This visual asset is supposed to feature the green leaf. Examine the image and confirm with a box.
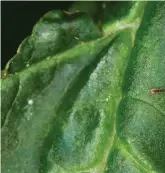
[1,2,165,173]
[4,10,102,74]
[117,2,165,172]
[1,23,116,173]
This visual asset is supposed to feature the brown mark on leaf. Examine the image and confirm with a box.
[151,88,165,95]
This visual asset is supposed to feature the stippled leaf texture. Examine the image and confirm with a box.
[1,2,165,173]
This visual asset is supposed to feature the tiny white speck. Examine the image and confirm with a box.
[105,98,109,102]
[28,99,33,105]
[26,64,29,67]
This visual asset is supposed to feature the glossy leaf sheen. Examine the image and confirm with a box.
[1,2,165,173]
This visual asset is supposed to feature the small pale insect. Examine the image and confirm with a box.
[151,88,165,95]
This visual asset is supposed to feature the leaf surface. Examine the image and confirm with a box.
[1,2,165,173]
